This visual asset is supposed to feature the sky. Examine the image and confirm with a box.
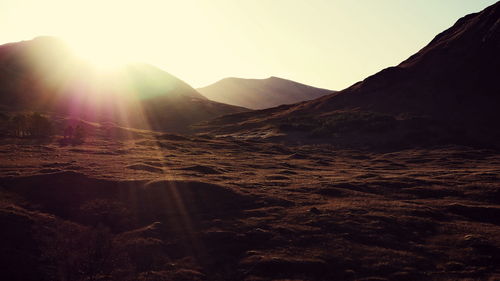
[0,0,497,90]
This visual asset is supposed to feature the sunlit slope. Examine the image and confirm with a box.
[198,2,500,147]
[0,37,76,109]
[198,76,335,110]
[0,37,247,132]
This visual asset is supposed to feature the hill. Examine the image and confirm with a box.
[0,37,248,132]
[197,76,334,109]
[198,2,500,148]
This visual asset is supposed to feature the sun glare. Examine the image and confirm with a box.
[0,0,496,90]
[67,40,128,72]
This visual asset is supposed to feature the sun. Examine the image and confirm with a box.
[66,39,130,72]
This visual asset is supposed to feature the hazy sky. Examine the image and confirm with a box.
[0,0,497,90]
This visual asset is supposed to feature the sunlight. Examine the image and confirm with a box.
[1,0,496,89]
[68,40,127,72]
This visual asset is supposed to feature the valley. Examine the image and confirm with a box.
[1,131,499,280]
[0,1,499,280]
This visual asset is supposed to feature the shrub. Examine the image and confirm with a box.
[37,223,135,281]
[78,199,133,232]
[279,111,396,137]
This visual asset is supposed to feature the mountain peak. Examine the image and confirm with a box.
[198,76,335,109]
[31,35,64,43]
[266,76,281,80]
[400,1,500,69]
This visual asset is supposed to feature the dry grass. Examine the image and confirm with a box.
[0,132,499,280]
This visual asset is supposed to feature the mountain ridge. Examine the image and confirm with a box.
[197,76,335,110]
[197,2,500,148]
[0,37,248,132]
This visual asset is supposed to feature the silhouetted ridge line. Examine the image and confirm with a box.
[198,76,335,109]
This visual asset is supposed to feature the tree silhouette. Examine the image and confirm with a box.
[28,112,53,137]
[73,124,86,144]
[0,112,10,136]
[11,114,28,137]
[8,113,54,138]
[64,126,74,140]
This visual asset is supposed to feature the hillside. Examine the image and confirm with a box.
[198,2,500,148]
[198,76,335,109]
[0,37,248,132]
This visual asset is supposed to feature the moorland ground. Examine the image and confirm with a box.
[1,131,499,281]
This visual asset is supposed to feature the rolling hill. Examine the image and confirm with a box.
[197,76,335,109]
[0,37,248,132]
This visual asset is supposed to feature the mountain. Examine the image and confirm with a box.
[0,37,247,132]
[197,76,335,109]
[198,2,500,148]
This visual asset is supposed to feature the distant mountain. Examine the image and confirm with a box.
[0,37,247,132]
[197,76,335,109]
[198,2,500,148]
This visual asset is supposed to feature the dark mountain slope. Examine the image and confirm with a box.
[198,76,334,109]
[304,1,500,120]
[199,2,500,147]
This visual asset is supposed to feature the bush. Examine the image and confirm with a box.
[37,223,135,281]
[318,111,395,134]
[78,199,133,232]
[61,122,87,145]
[279,111,396,137]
